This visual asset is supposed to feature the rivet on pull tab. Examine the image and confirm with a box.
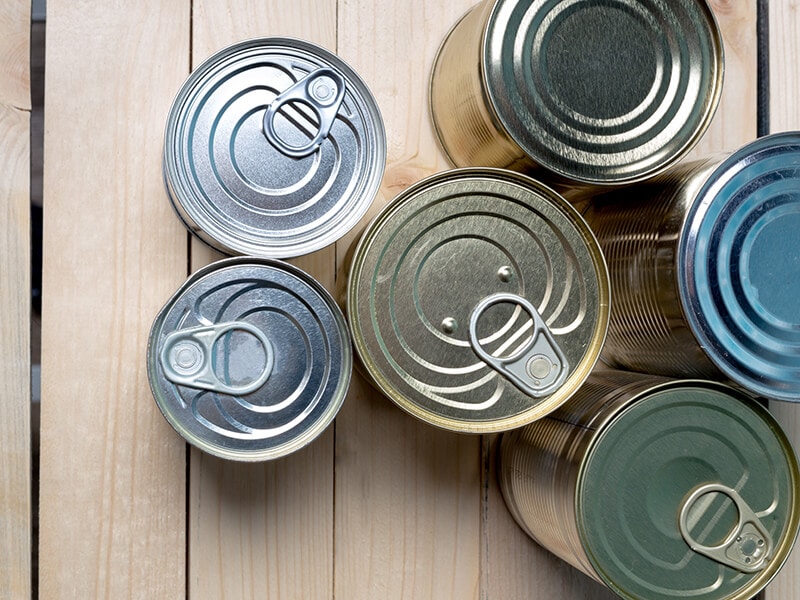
[160,321,274,396]
[262,67,346,158]
[679,483,774,573]
[468,293,569,397]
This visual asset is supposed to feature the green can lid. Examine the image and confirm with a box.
[578,383,799,600]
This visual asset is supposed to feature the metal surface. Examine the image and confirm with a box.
[429,0,723,187]
[499,370,800,600]
[583,132,800,402]
[163,37,385,258]
[147,257,351,461]
[347,168,609,432]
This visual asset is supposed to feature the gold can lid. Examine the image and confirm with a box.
[347,168,610,432]
[483,0,723,185]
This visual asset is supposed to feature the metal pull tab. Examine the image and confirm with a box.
[468,293,569,397]
[160,321,274,396]
[679,483,773,573]
[262,67,346,158]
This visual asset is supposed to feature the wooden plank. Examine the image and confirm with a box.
[38,2,190,597]
[187,3,337,599]
[767,1,800,598]
[0,1,31,598]
[333,1,482,598]
[685,0,759,159]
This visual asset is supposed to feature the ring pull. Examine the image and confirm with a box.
[160,321,274,396]
[262,67,346,158]
[679,483,773,573]
[468,293,569,397]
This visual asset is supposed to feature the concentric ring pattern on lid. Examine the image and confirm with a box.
[347,168,609,432]
[163,37,385,258]
[483,0,722,184]
[147,258,352,461]
[679,132,800,401]
[578,383,800,600]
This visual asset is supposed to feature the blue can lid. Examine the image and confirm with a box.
[679,132,800,401]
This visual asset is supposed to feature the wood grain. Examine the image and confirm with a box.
[687,0,759,159]
[38,2,189,597]
[333,1,481,598]
[0,1,31,598]
[187,3,338,598]
[767,2,800,599]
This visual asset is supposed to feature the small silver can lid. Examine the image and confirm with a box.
[147,257,352,461]
[163,37,386,258]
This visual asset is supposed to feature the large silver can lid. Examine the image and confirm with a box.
[347,168,610,432]
[163,37,386,258]
[147,257,352,461]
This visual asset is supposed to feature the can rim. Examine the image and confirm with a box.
[479,0,724,185]
[677,132,800,401]
[347,167,610,433]
[162,36,386,259]
[147,256,352,461]
[575,380,800,600]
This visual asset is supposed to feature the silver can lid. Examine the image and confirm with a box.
[482,0,722,184]
[147,257,351,461]
[163,38,386,258]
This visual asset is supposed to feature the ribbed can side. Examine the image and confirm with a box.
[582,159,721,376]
[429,3,533,172]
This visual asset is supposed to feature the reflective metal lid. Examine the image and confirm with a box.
[679,132,800,401]
[147,257,351,461]
[347,168,609,432]
[163,37,385,258]
[483,0,723,184]
[578,382,800,600]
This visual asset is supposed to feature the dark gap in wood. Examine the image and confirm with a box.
[757,0,770,138]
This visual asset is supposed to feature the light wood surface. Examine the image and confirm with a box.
[26,0,798,598]
[38,2,189,598]
[0,1,31,599]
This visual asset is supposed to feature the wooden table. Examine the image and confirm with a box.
[2,0,799,597]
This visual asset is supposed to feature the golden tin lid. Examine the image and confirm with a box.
[347,168,610,432]
[482,0,723,185]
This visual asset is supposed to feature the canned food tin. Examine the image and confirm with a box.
[347,168,610,432]
[499,370,800,600]
[163,37,385,258]
[429,0,723,187]
[583,131,800,402]
[147,257,351,461]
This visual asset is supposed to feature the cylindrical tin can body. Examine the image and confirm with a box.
[499,369,800,600]
[430,0,723,188]
[163,37,386,259]
[147,257,351,461]
[583,132,800,402]
[347,168,609,433]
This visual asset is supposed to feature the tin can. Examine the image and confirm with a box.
[582,131,800,402]
[429,0,723,188]
[499,369,800,600]
[347,168,610,432]
[163,37,386,258]
[147,257,351,461]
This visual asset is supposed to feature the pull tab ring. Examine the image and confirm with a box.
[679,483,773,573]
[160,321,274,395]
[468,293,569,398]
[263,67,346,158]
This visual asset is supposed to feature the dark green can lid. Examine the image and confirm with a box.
[578,383,799,600]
